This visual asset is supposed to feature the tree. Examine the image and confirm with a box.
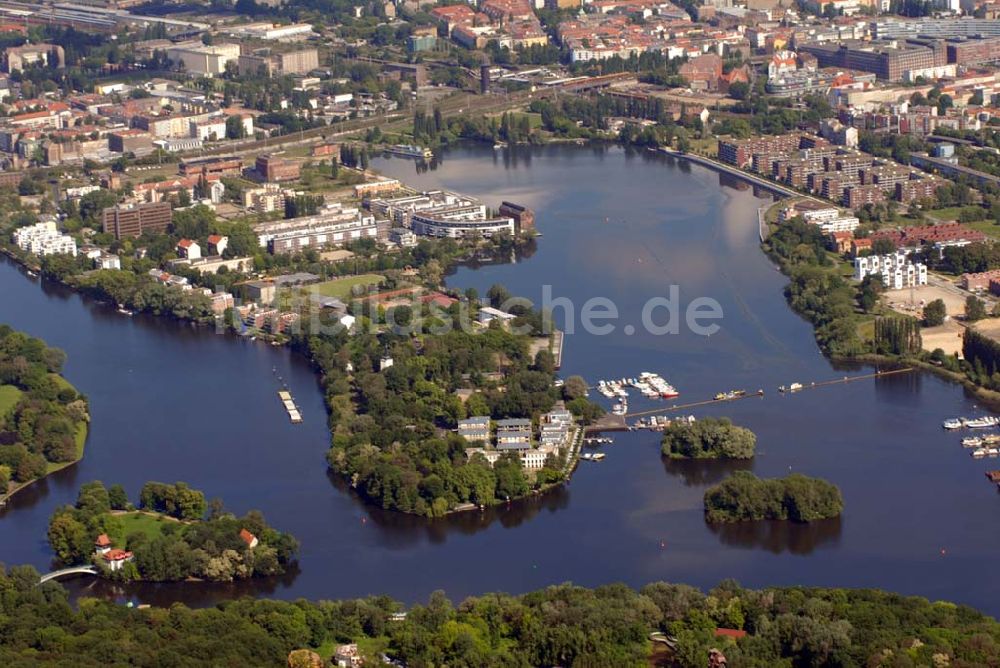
[924,299,947,326]
[872,238,897,255]
[225,115,247,140]
[493,455,529,500]
[661,418,756,459]
[47,512,90,565]
[487,284,512,309]
[727,81,749,100]
[108,484,129,511]
[76,481,111,517]
[966,296,987,322]
[563,375,588,400]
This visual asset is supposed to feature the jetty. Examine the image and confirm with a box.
[552,329,564,370]
[278,390,302,423]
[586,368,914,433]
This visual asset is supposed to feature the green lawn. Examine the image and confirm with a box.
[0,385,22,419]
[967,219,1000,239]
[113,512,177,543]
[925,207,972,221]
[513,111,543,129]
[314,274,385,299]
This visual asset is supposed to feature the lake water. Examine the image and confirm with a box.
[2,143,1000,613]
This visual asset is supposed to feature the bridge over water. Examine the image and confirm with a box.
[38,565,98,585]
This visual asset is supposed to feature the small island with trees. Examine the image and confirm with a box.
[47,481,298,582]
[704,471,844,523]
[0,326,88,502]
[660,417,756,460]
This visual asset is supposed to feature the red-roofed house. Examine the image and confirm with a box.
[240,528,259,548]
[103,549,134,572]
[207,234,228,256]
[851,237,873,257]
[95,534,112,555]
[829,231,854,254]
[715,628,747,639]
[421,292,458,309]
[176,239,201,260]
[430,5,476,35]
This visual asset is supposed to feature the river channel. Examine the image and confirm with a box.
[2,143,999,612]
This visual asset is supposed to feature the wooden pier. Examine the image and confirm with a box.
[586,367,913,433]
[278,390,302,423]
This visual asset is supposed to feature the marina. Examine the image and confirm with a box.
[942,416,1000,430]
[595,372,679,400]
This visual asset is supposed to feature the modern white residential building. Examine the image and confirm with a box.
[369,190,515,239]
[253,203,378,254]
[854,253,928,289]
[816,216,860,234]
[12,222,77,256]
[519,449,548,470]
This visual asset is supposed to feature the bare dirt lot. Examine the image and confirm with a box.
[972,319,1000,346]
[921,320,965,356]
[883,284,970,318]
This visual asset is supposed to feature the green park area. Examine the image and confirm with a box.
[0,385,22,418]
[314,274,385,299]
[113,511,181,542]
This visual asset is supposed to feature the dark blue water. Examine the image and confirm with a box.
[0,143,997,613]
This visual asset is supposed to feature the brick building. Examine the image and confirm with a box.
[499,201,534,231]
[101,201,172,239]
[179,156,243,177]
[255,154,300,182]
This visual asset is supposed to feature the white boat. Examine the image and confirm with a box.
[966,416,999,429]
[973,448,988,458]
[963,437,984,448]
[943,418,966,429]
[387,144,433,160]
[591,452,606,461]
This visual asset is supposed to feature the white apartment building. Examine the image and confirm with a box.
[244,184,293,214]
[190,118,228,142]
[166,43,241,76]
[816,216,860,234]
[779,204,839,225]
[519,449,548,470]
[854,253,928,289]
[12,222,77,256]
[253,203,378,254]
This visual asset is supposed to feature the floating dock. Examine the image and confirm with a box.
[278,390,302,423]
